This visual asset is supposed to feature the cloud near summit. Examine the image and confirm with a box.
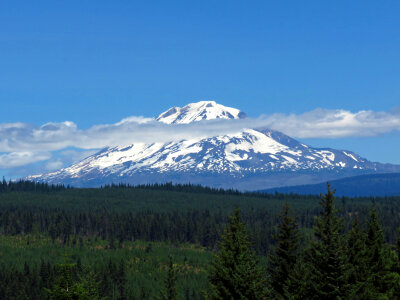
[0,108,400,169]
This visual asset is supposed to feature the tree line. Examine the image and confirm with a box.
[0,179,67,193]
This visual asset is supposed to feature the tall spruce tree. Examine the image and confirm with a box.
[304,184,350,299]
[346,215,369,299]
[397,228,400,259]
[117,260,126,300]
[394,227,400,297]
[361,206,400,298]
[268,202,301,299]
[284,254,314,300]
[207,207,267,299]
[160,255,178,300]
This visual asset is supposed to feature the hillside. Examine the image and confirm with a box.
[260,173,400,197]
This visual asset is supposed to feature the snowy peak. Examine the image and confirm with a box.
[156,101,246,124]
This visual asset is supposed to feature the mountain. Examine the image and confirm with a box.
[156,101,246,124]
[259,173,400,197]
[28,101,400,189]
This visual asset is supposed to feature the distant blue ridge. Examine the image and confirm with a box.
[259,173,400,197]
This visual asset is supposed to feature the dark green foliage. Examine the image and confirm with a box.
[284,256,313,300]
[359,206,400,298]
[0,178,67,193]
[397,227,400,258]
[394,227,400,298]
[303,184,350,299]
[0,182,400,299]
[346,215,369,298]
[268,202,301,299]
[207,207,267,299]
[160,255,178,300]
[46,257,101,300]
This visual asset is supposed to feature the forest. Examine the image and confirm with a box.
[0,180,399,299]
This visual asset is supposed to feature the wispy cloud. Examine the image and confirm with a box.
[0,108,399,170]
[257,108,400,138]
[0,151,51,169]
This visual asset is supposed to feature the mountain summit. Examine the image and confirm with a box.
[156,101,246,124]
[28,101,400,190]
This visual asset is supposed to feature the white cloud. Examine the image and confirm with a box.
[0,108,399,170]
[45,160,64,171]
[59,149,99,164]
[257,108,400,138]
[0,152,51,168]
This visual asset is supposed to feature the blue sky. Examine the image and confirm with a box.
[1,1,400,177]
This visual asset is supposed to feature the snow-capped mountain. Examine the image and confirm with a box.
[28,101,400,190]
[156,101,246,124]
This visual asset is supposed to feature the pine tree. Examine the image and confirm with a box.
[46,258,100,300]
[284,255,314,300]
[397,227,400,260]
[394,227,400,297]
[207,207,267,299]
[268,202,301,299]
[160,255,178,300]
[40,260,50,287]
[361,206,400,298]
[117,260,126,300]
[304,184,350,299]
[346,215,369,299]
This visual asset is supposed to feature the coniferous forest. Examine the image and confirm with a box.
[0,180,400,299]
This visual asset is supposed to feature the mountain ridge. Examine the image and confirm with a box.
[259,173,400,197]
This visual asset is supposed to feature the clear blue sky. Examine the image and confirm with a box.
[0,0,399,176]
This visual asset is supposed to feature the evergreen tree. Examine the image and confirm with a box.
[46,258,100,300]
[361,206,400,298]
[304,184,350,299]
[160,255,178,300]
[207,207,267,299]
[394,227,400,298]
[117,259,126,300]
[284,255,314,300]
[397,227,400,259]
[40,259,50,287]
[346,215,369,299]
[268,202,301,299]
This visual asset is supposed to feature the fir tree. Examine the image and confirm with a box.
[40,259,50,287]
[46,258,100,300]
[160,255,178,300]
[346,215,369,299]
[394,227,400,298]
[268,202,301,299]
[207,207,267,299]
[117,260,126,300]
[361,206,400,298]
[397,227,400,259]
[285,256,314,300]
[304,184,350,299]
